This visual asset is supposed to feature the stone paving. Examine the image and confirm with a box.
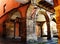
[27,37,58,44]
[0,38,23,44]
[0,37,58,44]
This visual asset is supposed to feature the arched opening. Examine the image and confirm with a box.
[26,4,51,42]
[36,9,51,40]
[2,9,21,39]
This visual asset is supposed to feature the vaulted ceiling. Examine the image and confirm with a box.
[0,0,55,17]
[35,0,54,13]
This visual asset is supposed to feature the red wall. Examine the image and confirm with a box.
[0,0,30,36]
[0,0,20,36]
[0,0,20,17]
[0,14,8,36]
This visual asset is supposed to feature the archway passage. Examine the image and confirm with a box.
[36,10,51,40]
[26,4,51,41]
[3,9,21,38]
[2,3,30,44]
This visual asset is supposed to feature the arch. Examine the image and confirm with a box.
[2,9,21,38]
[26,4,51,40]
[39,10,51,40]
[2,3,30,43]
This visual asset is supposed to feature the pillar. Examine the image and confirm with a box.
[18,3,30,43]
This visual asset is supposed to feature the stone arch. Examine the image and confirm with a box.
[39,10,51,40]
[26,4,51,40]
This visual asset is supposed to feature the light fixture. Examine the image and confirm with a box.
[15,0,30,4]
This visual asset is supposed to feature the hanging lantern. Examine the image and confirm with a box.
[15,0,30,4]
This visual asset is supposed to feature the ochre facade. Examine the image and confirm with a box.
[54,0,60,44]
[0,0,30,39]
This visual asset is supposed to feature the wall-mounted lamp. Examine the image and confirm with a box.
[15,0,30,4]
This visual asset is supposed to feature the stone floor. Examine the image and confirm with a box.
[0,38,23,44]
[0,37,58,44]
[27,37,58,44]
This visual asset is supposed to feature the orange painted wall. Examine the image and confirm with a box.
[0,0,30,36]
[53,0,60,7]
[0,0,20,36]
[0,14,8,36]
[18,4,29,18]
[0,0,20,17]
[54,0,60,44]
